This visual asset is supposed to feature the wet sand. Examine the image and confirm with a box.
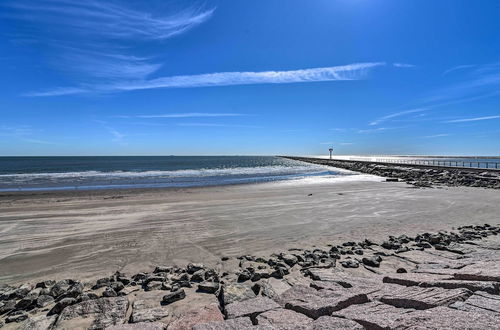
[1,179,499,285]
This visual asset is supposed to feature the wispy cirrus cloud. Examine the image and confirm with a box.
[358,126,406,134]
[5,0,215,92]
[5,0,215,41]
[442,64,476,75]
[393,63,416,68]
[369,108,428,126]
[177,123,262,128]
[446,115,500,123]
[116,113,246,119]
[26,62,386,96]
[421,133,450,139]
[423,62,500,105]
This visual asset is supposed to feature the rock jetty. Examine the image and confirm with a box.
[283,156,500,189]
[0,224,499,329]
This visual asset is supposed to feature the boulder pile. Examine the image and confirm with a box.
[283,156,500,189]
[1,224,498,329]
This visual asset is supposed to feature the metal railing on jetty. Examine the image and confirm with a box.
[344,157,500,170]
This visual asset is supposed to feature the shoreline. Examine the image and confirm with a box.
[2,179,500,285]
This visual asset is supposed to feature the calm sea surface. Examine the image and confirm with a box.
[0,156,350,192]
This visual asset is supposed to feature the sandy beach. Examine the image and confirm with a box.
[1,179,499,285]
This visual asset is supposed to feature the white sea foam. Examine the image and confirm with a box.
[0,164,341,183]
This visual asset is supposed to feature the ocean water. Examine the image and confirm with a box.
[0,156,359,192]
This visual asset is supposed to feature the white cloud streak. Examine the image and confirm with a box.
[421,134,449,139]
[118,113,246,119]
[26,62,386,96]
[442,64,476,75]
[369,108,427,126]
[446,115,500,123]
[177,123,262,128]
[7,0,215,92]
[5,0,215,40]
[393,63,416,68]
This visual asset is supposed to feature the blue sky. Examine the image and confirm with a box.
[1,0,499,156]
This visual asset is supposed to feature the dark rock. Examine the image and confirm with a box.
[191,270,205,282]
[5,310,28,323]
[103,287,118,297]
[340,259,359,268]
[36,280,56,289]
[187,263,204,274]
[362,256,381,267]
[237,269,252,282]
[76,292,99,302]
[281,254,298,266]
[111,282,125,292]
[0,300,16,315]
[162,289,186,304]
[93,277,112,289]
[48,297,77,315]
[154,266,172,273]
[15,296,35,310]
[49,280,73,298]
[397,268,408,273]
[198,282,219,294]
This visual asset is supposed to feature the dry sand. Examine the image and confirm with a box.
[1,179,499,285]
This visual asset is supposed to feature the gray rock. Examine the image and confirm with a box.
[383,274,500,294]
[11,284,33,299]
[312,316,363,329]
[48,297,77,315]
[256,308,313,328]
[0,300,16,315]
[145,280,164,291]
[107,323,166,330]
[5,310,29,323]
[193,317,253,330]
[49,280,72,298]
[450,291,500,316]
[280,285,369,319]
[36,294,55,308]
[162,289,185,304]
[55,296,129,329]
[222,283,256,305]
[225,297,280,321]
[130,300,169,323]
[332,302,415,329]
[111,282,125,292]
[18,314,57,330]
[340,259,359,268]
[394,306,499,329]
[380,286,472,309]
